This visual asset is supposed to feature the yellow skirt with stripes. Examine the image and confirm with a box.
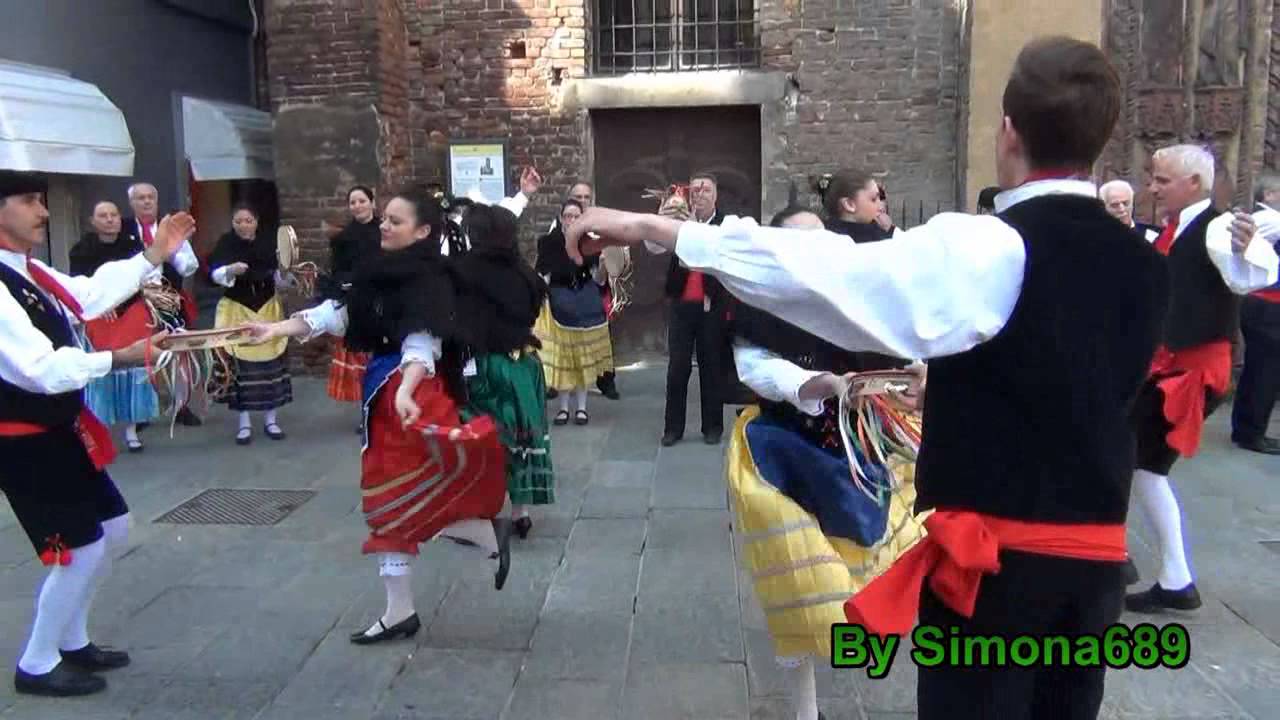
[727,405,927,659]
[215,296,288,362]
[533,299,614,391]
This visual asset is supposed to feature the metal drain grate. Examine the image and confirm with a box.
[1262,541,1280,556]
[155,489,316,526]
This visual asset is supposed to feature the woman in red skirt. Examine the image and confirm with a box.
[248,188,513,644]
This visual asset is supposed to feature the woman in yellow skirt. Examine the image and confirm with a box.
[534,200,614,426]
[728,207,926,720]
[209,205,293,445]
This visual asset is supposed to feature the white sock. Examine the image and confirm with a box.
[439,519,499,554]
[19,538,107,675]
[1132,469,1194,590]
[559,393,570,414]
[124,424,139,444]
[574,387,588,412]
[265,409,279,427]
[367,553,415,635]
[784,656,819,720]
[60,515,129,652]
[512,504,529,520]
[238,411,251,431]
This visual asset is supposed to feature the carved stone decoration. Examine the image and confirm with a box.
[1193,86,1246,134]
[1136,88,1188,137]
[1196,0,1248,87]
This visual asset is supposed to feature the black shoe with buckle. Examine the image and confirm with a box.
[14,664,106,697]
[1125,582,1202,613]
[59,643,130,672]
[349,613,420,645]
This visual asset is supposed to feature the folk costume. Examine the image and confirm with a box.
[534,222,614,420]
[69,232,158,450]
[1228,203,1280,453]
[325,215,380,403]
[1126,198,1279,611]
[454,206,554,531]
[730,301,926,720]
[293,237,511,594]
[0,170,153,697]
[826,216,911,373]
[209,230,293,442]
[668,178,1171,720]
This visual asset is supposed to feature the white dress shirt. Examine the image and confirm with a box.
[295,299,440,373]
[210,264,291,290]
[732,343,827,416]
[130,218,198,284]
[0,249,155,394]
[674,181,1279,360]
[1172,198,1280,295]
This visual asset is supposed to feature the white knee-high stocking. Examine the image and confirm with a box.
[364,553,415,637]
[1132,469,1193,590]
[19,538,108,675]
[59,515,130,652]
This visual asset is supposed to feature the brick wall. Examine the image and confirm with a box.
[1268,0,1280,169]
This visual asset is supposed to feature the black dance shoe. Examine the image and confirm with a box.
[1125,582,1202,613]
[492,517,513,590]
[14,664,106,697]
[349,613,420,645]
[514,516,533,540]
[597,372,620,400]
[60,643,131,672]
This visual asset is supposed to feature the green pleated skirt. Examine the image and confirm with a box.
[466,350,555,505]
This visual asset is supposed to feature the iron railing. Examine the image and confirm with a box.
[593,0,760,75]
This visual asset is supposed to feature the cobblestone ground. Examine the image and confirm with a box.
[1,367,1277,719]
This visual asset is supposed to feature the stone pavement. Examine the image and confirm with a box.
[1,365,1277,720]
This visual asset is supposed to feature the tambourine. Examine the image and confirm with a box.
[156,327,254,352]
[277,225,298,271]
[837,369,924,503]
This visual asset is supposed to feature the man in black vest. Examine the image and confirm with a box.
[660,171,728,445]
[1125,146,1279,613]
[565,37,1265,720]
[0,171,190,697]
[1230,171,1280,454]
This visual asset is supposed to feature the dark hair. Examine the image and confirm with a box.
[391,188,446,248]
[977,186,1001,210]
[348,185,375,204]
[567,181,592,195]
[689,170,718,186]
[1002,36,1121,170]
[770,205,818,227]
[463,203,519,254]
[560,198,585,216]
[231,203,259,220]
[822,168,876,218]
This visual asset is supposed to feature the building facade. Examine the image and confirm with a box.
[266,0,1278,365]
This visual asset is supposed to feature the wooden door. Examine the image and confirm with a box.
[591,105,761,358]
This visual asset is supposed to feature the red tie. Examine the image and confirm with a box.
[140,220,155,247]
[26,259,84,320]
[1153,218,1179,256]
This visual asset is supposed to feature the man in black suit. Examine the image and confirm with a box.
[121,182,203,426]
[1100,179,1162,242]
[660,171,728,445]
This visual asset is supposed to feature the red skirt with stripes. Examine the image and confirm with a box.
[327,340,369,403]
[360,371,507,555]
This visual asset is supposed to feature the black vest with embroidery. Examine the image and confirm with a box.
[1164,205,1241,350]
[914,195,1169,524]
[0,264,84,426]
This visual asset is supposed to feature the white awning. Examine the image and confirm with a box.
[0,61,134,176]
[181,96,274,181]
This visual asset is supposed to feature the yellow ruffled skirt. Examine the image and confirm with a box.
[533,299,614,391]
[727,405,927,659]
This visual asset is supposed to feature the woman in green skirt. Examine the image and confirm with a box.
[452,201,554,538]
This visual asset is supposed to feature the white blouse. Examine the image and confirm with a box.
[295,299,441,374]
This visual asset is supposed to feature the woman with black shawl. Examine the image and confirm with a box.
[533,199,614,425]
[726,206,925,720]
[326,185,382,411]
[453,202,553,539]
[209,205,294,445]
[245,189,512,646]
[70,200,158,452]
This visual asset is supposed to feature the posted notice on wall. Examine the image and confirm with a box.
[449,143,506,204]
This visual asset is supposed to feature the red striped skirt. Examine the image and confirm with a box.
[360,371,507,555]
[327,340,369,403]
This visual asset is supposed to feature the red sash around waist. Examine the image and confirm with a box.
[1147,341,1231,457]
[844,510,1126,636]
[0,409,117,471]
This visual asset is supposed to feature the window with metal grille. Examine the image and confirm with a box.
[594,0,760,75]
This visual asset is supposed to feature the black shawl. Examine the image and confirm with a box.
[209,230,279,311]
[327,216,382,290]
[453,246,547,355]
[826,217,894,244]
[535,224,597,289]
[69,232,145,309]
